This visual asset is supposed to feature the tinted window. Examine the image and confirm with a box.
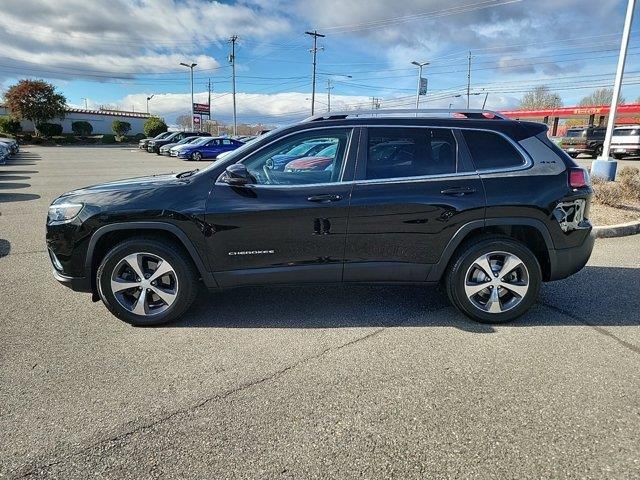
[566,129,586,138]
[462,130,525,170]
[365,128,457,180]
[243,129,351,185]
[614,128,639,136]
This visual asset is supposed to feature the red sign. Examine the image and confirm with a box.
[193,103,210,115]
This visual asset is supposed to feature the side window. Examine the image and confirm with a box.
[222,139,232,145]
[242,129,352,185]
[365,128,457,180]
[462,130,525,170]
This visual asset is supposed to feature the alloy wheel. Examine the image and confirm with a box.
[110,252,179,316]
[192,152,202,161]
[464,251,529,314]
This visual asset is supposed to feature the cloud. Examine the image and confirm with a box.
[0,0,291,79]
[109,90,374,125]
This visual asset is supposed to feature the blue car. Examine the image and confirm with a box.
[265,140,336,170]
[178,137,244,161]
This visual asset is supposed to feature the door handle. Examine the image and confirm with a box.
[440,187,476,196]
[307,194,342,203]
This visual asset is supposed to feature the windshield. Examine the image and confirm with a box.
[156,132,172,139]
[613,128,639,136]
[566,129,586,138]
[189,136,213,146]
[177,136,199,145]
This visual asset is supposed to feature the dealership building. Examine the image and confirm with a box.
[0,105,150,135]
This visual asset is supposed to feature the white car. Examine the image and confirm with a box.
[610,126,640,159]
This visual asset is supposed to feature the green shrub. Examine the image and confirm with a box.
[134,133,146,141]
[22,133,33,142]
[0,116,22,135]
[101,134,116,144]
[31,137,44,145]
[112,120,131,140]
[143,116,167,138]
[37,122,63,137]
[71,121,93,136]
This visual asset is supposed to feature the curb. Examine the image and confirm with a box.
[593,220,640,238]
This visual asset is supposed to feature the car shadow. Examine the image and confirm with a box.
[168,266,640,332]
[0,239,10,258]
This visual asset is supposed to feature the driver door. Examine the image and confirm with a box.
[204,127,359,287]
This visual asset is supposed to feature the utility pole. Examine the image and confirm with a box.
[81,98,88,110]
[593,0,636,180]
[371,97,380,109]
[482,91,489,110]
[326,78,333,112]
[229,35,238,136]
[467,51,472,109]
[180,62,197,130]
[305,30,325,115]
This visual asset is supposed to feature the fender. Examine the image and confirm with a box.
[426,217,554,282]
[85,221,218,288]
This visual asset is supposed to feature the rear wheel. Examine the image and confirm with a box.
[445,237,541,324]
[97,238,199,326]
[594,145,603,158]
[612,153,624,160]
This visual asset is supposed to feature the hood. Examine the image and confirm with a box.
[53,173,186,206]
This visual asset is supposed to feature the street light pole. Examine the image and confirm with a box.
[146,94,154,114]
[180,62,197,130]
[81,98,88,110]
[327,78,332,112]
[593,0,635,181]
[411,61,429,109]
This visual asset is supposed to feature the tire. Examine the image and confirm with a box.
[594,145,603,158]
[97,237,199,326]
[191,151,202,161]
[445,236,542,324]
[612,153,624,160]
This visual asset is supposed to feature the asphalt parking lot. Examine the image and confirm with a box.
[1,146,639,479]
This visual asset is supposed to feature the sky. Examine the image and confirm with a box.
[0,0,639,126]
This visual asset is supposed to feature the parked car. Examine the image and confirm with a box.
[0,137,19,155]
[610,125,640,159]
[0,143,10,164]
[177,137,244,161]
[46,109,594,326]
[147,131,208,154]
[159,136,204,156]
[283,144,338,172]
[139,131,172,150]
[169,136,212,157]
[265,140,337,170]
[559,126,606,158]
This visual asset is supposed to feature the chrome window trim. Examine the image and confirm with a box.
[214,123,533,188]
[215,125,355,188]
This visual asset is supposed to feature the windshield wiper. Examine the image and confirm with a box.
[176,169,199,178]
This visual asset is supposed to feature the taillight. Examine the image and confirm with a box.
[569,168,589,188]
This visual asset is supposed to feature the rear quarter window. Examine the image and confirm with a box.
[462,130,525,170]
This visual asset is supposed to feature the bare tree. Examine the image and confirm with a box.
[579,88,624,106]
[519,85,562,109]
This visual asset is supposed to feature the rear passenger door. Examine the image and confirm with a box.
[343,126,485,282]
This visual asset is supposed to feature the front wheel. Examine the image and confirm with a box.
[445,237,541,324]
[191,151,202,161]
[97,238,199,326]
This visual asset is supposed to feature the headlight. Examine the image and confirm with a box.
[48,203,84,224]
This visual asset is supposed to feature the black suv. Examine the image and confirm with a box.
[559,126,606,158]
[147,131,208,153]
[46,110,594,326]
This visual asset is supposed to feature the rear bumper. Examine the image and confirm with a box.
[52,268,92,293]
[548,232,595,281]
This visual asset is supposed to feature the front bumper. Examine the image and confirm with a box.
[52,268,92,292]
[548,231,595,281]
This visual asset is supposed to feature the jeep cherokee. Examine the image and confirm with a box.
[46,109,594,326]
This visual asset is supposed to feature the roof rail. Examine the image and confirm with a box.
[303,108,509,122]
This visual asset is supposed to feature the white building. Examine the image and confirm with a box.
[0,105,151,135]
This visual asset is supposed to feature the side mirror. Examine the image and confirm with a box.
[222,163,252,186]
